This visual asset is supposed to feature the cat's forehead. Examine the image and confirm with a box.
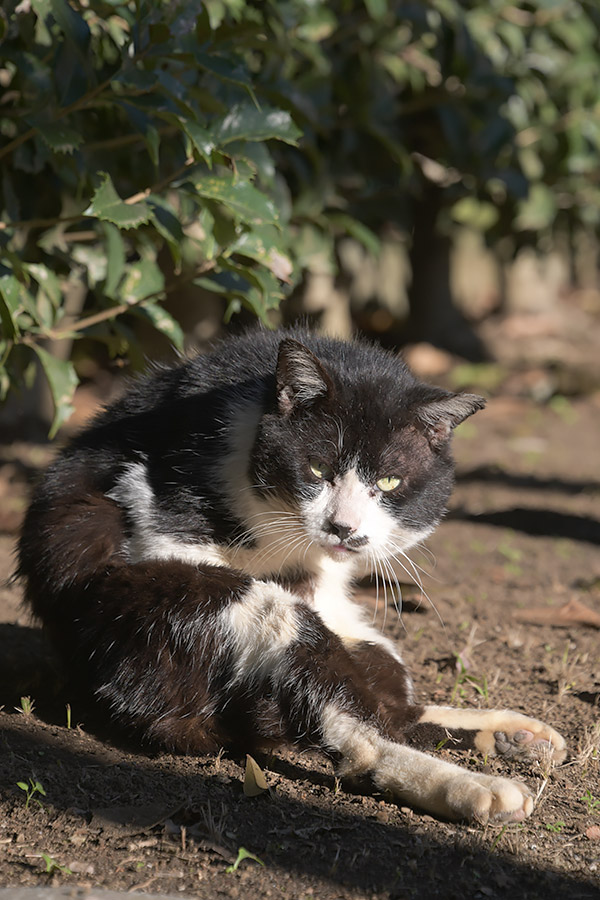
[306,393,430,467]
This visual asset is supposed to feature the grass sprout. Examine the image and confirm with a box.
[17,778,46,810]
[41,854,72,875]
[225,847,264,874]
[16,696,35,716]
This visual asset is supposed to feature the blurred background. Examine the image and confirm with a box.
[1,0,599,438]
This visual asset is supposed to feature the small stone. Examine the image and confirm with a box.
[69,832,87,847]
[586,825,600,841]
[68,860,95,875]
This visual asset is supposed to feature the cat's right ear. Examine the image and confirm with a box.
[276,339,333,416]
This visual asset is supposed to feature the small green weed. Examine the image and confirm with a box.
[450,655,489,705]
[226,847,265,874]
[545,820,565,833]
[549,395,577,424]
[17,778,46,810]
[16,696,35,716]
[41,854,72,875]
[490,824,508,851]
[581,789,600,814]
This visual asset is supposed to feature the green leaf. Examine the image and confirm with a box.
[37,123,83,154]
[0,275,24,338]
[229,227,293,281]
[184,121,216,163]
[225,847,265,874]
[147,195,184,266]
[516,183,557,231]
[212,103,301,146]
[50,0,91,56]
[135,301,184,351]
[195,52,254,90]
[30,343,78,438]
[364,0,388,22]
[145,125,160,167]
[26,264,62,307]
[192,175,279,225]
[328,214,381,256]
[451,197,499,231]
[218,260,284,323]
[103,223,126,298]
[120,259,165,305]
[71,243,107,288]
[224,141,275,184]
[84,173,152,230]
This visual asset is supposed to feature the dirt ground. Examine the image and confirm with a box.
[1,311,599,900]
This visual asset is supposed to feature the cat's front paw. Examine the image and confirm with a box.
[445,772,534,824]
[482,713,567,764]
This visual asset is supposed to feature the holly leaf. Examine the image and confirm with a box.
[212,103,301,146]
[192,175,279,225]
[0,274,24,338]
[37,123,83,154]
[134,301,184,351]
[120,258,164,305]
[184,121,215,163]
[103,223,126,298]
[85,173,152,230]
[31,343,79,437]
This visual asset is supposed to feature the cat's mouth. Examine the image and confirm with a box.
[323,540,364,559]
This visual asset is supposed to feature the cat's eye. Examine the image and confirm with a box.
[376,475,401,492]
[309,459,333,480]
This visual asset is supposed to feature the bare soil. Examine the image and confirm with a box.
[1,364,599,899]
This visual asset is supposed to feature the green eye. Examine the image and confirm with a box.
[376,475,401,492]
[310,459,333,480]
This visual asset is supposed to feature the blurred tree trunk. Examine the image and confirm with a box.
[408,183,488,361]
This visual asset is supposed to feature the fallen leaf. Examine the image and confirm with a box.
[243,754,268,797]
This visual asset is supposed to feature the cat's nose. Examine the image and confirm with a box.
[326,520,354,541]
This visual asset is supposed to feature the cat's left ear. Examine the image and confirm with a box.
[417,392,486,447]
[276,338,334,416]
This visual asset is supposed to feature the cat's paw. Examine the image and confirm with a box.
[446,772,534,824]
[478,713,567,764]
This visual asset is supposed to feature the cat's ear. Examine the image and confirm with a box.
[417,392,486,447]
[276,339,333,416]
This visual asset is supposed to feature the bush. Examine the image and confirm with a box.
[2,0,599,432]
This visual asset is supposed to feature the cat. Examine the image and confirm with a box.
[18,327,566,823]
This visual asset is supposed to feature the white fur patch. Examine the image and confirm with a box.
[223,580,300,684]
[108,463,229,567]
[313,556,404,661]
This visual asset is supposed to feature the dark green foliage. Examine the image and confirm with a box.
[1,0,599,432]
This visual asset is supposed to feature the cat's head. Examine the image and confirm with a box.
[250,337,485,565]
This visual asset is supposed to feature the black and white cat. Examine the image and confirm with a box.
[18,328,566,823]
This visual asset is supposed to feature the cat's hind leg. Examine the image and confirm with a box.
[408,706,567,763]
